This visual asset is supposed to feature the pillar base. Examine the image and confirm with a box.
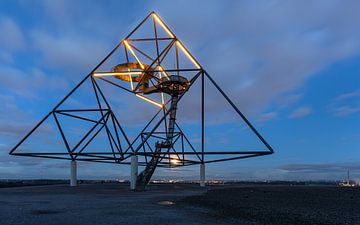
[130,155,138,190]
[200,163,205,187]
[70,160,77,187]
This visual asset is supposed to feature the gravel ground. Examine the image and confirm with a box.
[0,183,206,225]
[179,185,360,225]
[0,184,359,225]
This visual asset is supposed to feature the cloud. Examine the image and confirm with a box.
[334,106,360,116]
[40,0,72,25]
[23,0,137,76]
[289,106,312,119]
[0,16,25,50]
[275,94,303,108]
[0,95,46,138]
[30,31,110,74]
[333,90,360,101]
[258,112,277,122]
[330,90,360,116]
[0,65,69,99]
[2,1,360,179]
[150,1,360,117]
[2,0,356,119]
[21,1,360,119]
[279,162,360,173]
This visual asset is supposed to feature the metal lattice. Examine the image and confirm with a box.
[10,12,274,170]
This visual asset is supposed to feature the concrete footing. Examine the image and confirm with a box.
[70,160,77,187]
[200,163,205,187]
[130,155,138,190]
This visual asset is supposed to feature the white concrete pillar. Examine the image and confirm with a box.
[130,155,138,190]
[70,160,77,187]
[200,163,205,187]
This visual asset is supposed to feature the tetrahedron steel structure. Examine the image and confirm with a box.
[10,12,274,190]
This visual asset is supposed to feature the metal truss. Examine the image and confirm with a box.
[10,12,274,168]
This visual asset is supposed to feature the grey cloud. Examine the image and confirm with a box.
[23,0,360,124]
[0,123,38,137]
[329,90,360,116]
[289,106,312,119]
[333,90,360,102]
[0,122,52,138]
[279,162,360,174]
[258,112,277,122]
[0,16,25,50]
[3,1,360,180]
[275,94,303,108]
[41,0,72,26]
[30,31,111,75]
[334,105,360,116]
[6,0,359,121]
[0,65,69,99]
[0,94,52,139]
[24,0,140,76]
[150,0,360,118]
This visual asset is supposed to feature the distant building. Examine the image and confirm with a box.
[338,169,359,187]
[339,180,357,187]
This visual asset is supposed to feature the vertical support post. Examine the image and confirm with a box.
[70,160,77,187]
[201,71,205,163]
[200,163,205,187]
[130,155,138,190]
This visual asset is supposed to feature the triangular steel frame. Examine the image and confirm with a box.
[10,12,274,167]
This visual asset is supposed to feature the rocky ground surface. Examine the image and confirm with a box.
[0,183,359,225]
[179,185,360,225]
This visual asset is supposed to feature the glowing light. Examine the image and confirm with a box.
[128,69,134,90]
[170,158,181,165]
[152,13,174,38]
[176,41,201,69]
[136,94,163,108]
[158,72,165,105]
[161,93,165,105]
[124,40,145,69]
[93,71,143,77]
[158,66,170,80]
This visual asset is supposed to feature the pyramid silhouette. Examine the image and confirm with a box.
[10,12,273,166]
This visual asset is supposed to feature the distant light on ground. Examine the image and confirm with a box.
[157,200,175,206]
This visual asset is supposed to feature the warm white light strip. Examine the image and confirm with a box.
[152,13,175,38]
[176,41,201,69]
[136,94,163,108]
[124,40,145,69]
[159,72,165,105]
[158,66,170,80]
[93,72,143,77]
[128,69,134,90]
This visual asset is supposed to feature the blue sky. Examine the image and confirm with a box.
[0,0,359,181]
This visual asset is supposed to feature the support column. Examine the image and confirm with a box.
[130,155,138,190]
[200,163,205,187]
[70,160,77,187]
